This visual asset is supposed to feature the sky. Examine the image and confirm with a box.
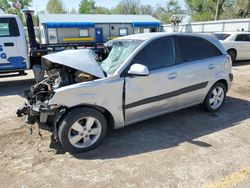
[31,0,186,13]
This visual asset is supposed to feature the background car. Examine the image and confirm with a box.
[214,32,250,62]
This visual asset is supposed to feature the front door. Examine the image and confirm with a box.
[95,27,103,43]
[0,17,26,72]
[124,37,179,124]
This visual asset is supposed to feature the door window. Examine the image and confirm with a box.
[0,18,20,37]
[132,37,175,70]
[175,36,222,64]
[235,34,250,41]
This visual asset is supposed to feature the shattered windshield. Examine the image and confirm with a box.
[101,40,143,75]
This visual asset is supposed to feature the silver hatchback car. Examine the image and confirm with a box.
[17,32,233,153]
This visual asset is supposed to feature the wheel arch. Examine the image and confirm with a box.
[227,48,237,59]
[214,79,228,92]
[56,104,115,132]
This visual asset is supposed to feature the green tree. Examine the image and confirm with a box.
[236,0,250,18]
[153,0,184,24]
[111,0,141,14]
[185,0,227,21]
[93,6,110,14]
[78,0,95,14]
[70,8,78,14]
[0,0,32,24]
[139,4,154,15]
[0,0,32,15]
[46,0,66,14]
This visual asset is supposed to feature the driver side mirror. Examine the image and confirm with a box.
[128,64,149,76]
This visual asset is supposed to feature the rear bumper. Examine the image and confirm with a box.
[229,73,233,82]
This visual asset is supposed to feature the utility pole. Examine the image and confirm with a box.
[215,0,220,21]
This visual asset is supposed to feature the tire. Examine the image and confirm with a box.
[203,82,226,112]
[58,107,107,153]
[227,49,236,62]
[19,70,27,75]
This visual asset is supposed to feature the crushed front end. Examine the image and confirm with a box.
[17,49,104,133]
[17,75,58,125]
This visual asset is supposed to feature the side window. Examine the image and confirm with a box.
[132,37,175,71]
[48,28,57,43]
[0,18,20,37]
[236,34,250,41]
[203,39,222,57]
[79,29,89,37]
[119,28,128,36]
[175,36,222,64]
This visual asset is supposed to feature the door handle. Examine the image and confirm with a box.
[4,42,14,47]
[208,64,215,70]
[167,73,177,80]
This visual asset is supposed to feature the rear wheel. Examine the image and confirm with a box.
[227,49,236,62]
[58,107,107,153]
[203,82,226,112]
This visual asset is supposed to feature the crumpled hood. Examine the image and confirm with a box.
[43,49,105,78]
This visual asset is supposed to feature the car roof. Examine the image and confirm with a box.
[214,31,250,35]
[115,32,217,41]
[113,32,227,55]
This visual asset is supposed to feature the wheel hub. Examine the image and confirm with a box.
[68,116,102,148]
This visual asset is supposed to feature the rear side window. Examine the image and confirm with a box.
[214,33,230,40]
[132,37,175,70]
[175,36,222,64]
[0,18,20,37]
[235,34,250,41]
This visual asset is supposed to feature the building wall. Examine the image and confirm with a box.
[42,23,160,44]
[56,28,95,43]
[163,19,250,33]
[110,23,133,37]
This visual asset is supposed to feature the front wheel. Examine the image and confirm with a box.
[58,107,107,153]
[203,82,226,112]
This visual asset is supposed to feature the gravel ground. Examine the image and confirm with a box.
[0,62,249,188]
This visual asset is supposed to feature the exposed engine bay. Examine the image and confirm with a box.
[17,49,102,125]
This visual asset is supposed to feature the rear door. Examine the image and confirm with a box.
[0,17,26,72]
[124,37,179,124]
[174,36,224,108]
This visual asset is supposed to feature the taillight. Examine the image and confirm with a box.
[226,54,232,65]
[225,54,232,71]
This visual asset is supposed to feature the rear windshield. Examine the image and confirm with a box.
[214,33,230,40]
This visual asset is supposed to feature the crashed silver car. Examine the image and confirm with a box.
[17,33,233,153]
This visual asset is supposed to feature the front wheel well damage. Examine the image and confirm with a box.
[55,104,115,137]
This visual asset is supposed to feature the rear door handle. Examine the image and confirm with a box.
[167,73,177,80]
[4,42,14,47]
[208,64,215,70]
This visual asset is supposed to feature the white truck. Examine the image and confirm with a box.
[0,10,105,80]
[0,13,29,75]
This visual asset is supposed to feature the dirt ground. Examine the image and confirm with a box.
[0,62,250,188]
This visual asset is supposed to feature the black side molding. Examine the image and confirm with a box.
[125,81,208,109]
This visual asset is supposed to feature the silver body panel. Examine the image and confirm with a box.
[47,32,232,129]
